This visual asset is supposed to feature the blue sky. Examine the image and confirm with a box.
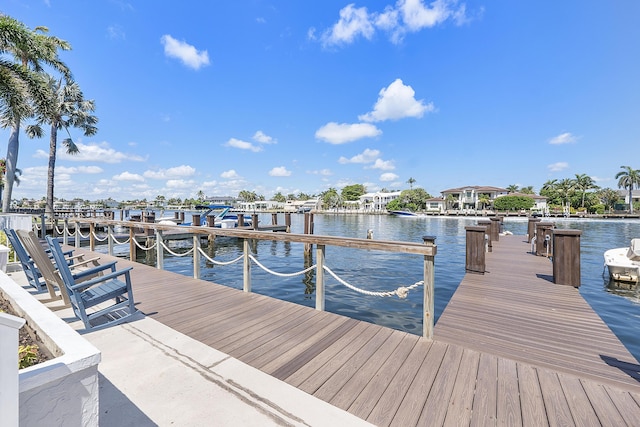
[2,1,639,202]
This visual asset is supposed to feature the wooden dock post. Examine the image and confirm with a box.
[304,213,314,255]
[192,214,201,226]
[552,229,582,287]
[489,217,501,242]
[478,220,492,252]
[206,215,215,227]
[465,226,486,274]
[285,213,291,232]
[422,236,436,340]
[129,227,136,262]
[252,214,259,230]
[237,214,244,228]
[527,217,541,243]
[535,222,554,257]
[271,213,278,226]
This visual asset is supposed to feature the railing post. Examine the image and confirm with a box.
[193,234,201,279]
[0,312,26,427]
[422,236,436,340]
[316,245,325,311]
[129,227,136,262]
[243,239,251,292]
[156,229,164,270]
[40,213,45,239]
[489,217,501,242]
[89,223,95,252]
[75,221,80,248]
[107,225,114,256]
[63,218,69,246]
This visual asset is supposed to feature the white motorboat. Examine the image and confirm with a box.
[604,239,640,283]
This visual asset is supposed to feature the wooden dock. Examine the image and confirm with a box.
[68,234,640,426]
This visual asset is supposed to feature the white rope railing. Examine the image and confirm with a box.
[76,229,90,239]
[159,240,194,257]
[132,237,156,251]
[111,234,130,245]
[91,230,109,242]
[323,265,423,299]
[248,253,317,278]
[197,247,243,266]
[53,224,65,235]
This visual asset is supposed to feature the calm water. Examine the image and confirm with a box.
[105,213,640,361]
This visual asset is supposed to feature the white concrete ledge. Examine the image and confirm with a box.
[0,272,101,426]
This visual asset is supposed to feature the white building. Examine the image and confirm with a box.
[359,191,402,212]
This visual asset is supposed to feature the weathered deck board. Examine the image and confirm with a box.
[63,234,640,426]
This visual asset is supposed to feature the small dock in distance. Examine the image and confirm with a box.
[68,234,640,425]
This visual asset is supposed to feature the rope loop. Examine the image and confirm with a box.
[248,254,316,277]
[197,247,243,266]
[159,240,194,257]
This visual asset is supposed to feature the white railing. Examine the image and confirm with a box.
[55,217,438,339]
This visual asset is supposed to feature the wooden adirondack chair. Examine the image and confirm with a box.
[17,230,109,311]
[4,228,46,291]
[45,235,139,330]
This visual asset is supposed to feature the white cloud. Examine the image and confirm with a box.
[367,158,395,170]
[221,170,239,179]
[161,34,210,70]
[225,138,263,152]
[57,142,146,163]
[57,166,104,174]
[548,162,569,172]
[400,0,460,31]
[338,148,381,164]
[113,171,145,182]
[359,78,434,122]
[549,132,578,145]
[315,122,382,144]
[107,25,125,40]
[318,0,469,47]
[320,4,375,47]
[143,165,196,179]
[380,172,399,181]
[166,179,196,189]
[252,131,276,144]
[269,166,292,177]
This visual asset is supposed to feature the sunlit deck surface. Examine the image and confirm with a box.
[70,234,640,426]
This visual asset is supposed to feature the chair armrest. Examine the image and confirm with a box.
[70,266,133,290]
[71,261,118,280]
[69,257,101,269]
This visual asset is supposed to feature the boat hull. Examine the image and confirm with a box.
[604,248,640,283]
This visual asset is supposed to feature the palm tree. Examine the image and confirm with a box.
[506,184,519,193]
[520,186,535,194]
[407,177,416,190]
[196,190,205,201]
[26,77,97,217]
[1,17,71,212]
[574,173,599,208]
[598,188,621,213]
[615,166,640,213]
[556,178,576,213]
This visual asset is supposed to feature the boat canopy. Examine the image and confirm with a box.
[627,238,640,261]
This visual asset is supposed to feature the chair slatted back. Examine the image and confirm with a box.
[16,230,71,306]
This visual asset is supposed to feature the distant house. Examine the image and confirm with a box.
[425,197,446,212]
[617,189,640,209]
[204,196,236,206]
[440,186,509,210]
[359,191,402,212]
[508,192,548,212]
